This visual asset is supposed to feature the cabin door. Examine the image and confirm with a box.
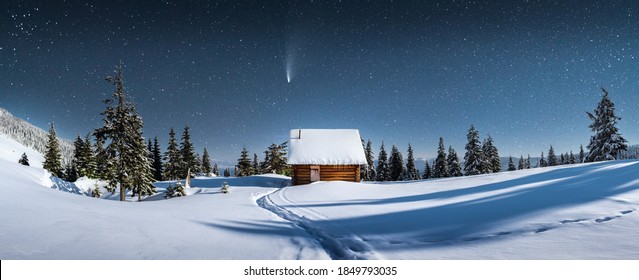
[310,165,320,182]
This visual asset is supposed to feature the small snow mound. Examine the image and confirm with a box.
[49,176,85,195]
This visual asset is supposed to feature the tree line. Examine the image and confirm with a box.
[38,64,292,201]
[359,87,629,181]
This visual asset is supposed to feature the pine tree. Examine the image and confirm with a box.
[201,148,212,175]
[94,135,110,180]
[422,161,432,179]
[72,134,96,178]
[585,87,628,162]
[152,137,163,181]
[507,156,516,171]
[525,154,532,169]
[366,140,376,180]
[447,146,463,177]
[432,137,449,178]
[389,145,405,181]
[212,163,219,176]
[539,151,548,167]
[94,63,155,201]
[43,123,64,178]
[405,143,420,180]
[163,128,181,180]
[464,125,484,176]
[64,161,78,182]
[236,147,252,177]
[559,153,565,165]
[126,109,156,201]
[165,182,186,199]
[180,125,200,177]
[260,142,288,175]
[375,141,390,181]
[518,155,525,170]
[362,139,376,181]
[19,153,29,166]
[81,133,96,178]
[223,167,230,177]
[579,144,585,163]
[569,151,576,164]
[482,135,500,173]
[251,153,260,175]
[548,145,558,166]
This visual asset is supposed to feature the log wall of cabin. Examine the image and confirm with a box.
[291,165,361,185]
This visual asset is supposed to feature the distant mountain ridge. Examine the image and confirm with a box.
[0,108,74,163]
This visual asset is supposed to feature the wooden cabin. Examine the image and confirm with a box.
[287,129,367,186]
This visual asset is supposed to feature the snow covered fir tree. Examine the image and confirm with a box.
[18,153,29,166]
[43,123,64,178]
[94,63,156,201]
[585,87,628,162]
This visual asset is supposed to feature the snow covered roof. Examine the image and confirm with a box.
[287,129,367,165]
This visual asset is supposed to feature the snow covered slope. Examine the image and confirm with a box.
[1,149,638,259]
[0,133,45,168]
[0,160,328,259]
[0,108,74,163]
[270,161,639,259]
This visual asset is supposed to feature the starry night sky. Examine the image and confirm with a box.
[1,1,638,163]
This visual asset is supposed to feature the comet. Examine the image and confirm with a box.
[285,43,295,83]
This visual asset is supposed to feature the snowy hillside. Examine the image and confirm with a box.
[271,161,639,259]
[0,108,74,163]
[1,136,638,259]
[0,133,45,168]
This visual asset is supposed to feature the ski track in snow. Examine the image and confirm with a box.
[256,188,379,260]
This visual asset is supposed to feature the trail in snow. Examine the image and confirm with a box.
[256,189,376,260]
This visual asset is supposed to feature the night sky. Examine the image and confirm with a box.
[1,1,638,163]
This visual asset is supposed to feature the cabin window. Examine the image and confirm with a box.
[310,165,320,182]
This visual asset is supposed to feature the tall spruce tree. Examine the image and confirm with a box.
[43,123,64,178]
[251,153,260,175]
[547,145,558,166]
[94,63,155,201]
[464,125,484,176]
[375,142,390,181]
[64,161,78,182]
[585,87,628,162]
[236,147,252,177]
[507,156,517,171]
[482,135,500,173]
[261,142,288,175]
[579,144,585,163]
[518,155,525,170]
[19,153,29,166]
[163,128,181,180]
[422,161,432,179]
[363,139,376,181]
[212,162,219,176]
[539,151,548,167]
[72,133,96,178]
[125,111,156,201]
[180,125,200,176]
[152,137,163,181]
[447,146,463,177]
[525,154,532,169]
[569,151,576,164]
[81,133,96,178]
[406,143,420,180]
[201,148,212,175]
[389,145,405,181]
[432,137,449,178]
